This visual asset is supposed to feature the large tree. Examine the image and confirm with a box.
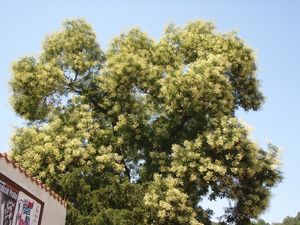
[252,212,300,225]
[273,212,300,225]
[9,19,282,225]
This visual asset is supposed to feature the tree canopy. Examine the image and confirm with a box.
[249,212,300,225]
[273,212,300,225]
[9,19,282,225]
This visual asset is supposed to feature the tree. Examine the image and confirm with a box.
[273,212,300,225]
[251,212,300,225]
[255,219,270,225]
[9,19,282,225]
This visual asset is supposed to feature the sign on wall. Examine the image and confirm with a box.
[0,177,43,225]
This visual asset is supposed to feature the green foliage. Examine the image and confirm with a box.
[9,19,282,225]
[272,212,300,225]
[252,212,300,225]
[254,219,271,225]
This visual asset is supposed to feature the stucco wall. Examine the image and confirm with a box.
[0,157,66,225]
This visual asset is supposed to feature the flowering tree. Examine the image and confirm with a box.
[9,19,282,225]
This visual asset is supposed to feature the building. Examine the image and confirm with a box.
[0,153,66,225]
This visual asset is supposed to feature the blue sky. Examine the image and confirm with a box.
[0,0,299,223]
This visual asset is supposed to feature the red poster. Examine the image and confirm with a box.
[12,192,41,225]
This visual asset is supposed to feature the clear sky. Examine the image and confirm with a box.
[0,0,299,223]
